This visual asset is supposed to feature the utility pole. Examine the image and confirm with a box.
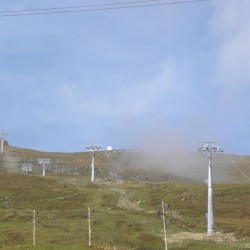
[86,144,101,183]
[162,200,168,250]
[198,142,223,234]
[0,131,7,153]
[84,207,96,247]
[88,207,92,247]
[33,210,36,246]
[159,200,171,250]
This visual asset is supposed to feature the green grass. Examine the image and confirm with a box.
[0,169,249,249]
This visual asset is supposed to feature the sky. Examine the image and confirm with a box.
[0,0,249,154]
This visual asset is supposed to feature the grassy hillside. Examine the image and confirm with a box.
[0,170,249,249]
[0,146,249,249]
[1,145,250,183]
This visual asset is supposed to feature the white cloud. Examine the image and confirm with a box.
[59,64,174,118]
[1,0,249,153]
[212,0,250,87]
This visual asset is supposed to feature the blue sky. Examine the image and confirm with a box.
[0,0,249,154]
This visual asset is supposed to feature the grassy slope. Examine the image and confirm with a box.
[4,145,250,183]
[0,170,249,250]
[0,146,249,249]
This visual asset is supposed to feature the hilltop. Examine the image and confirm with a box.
[0,145,249,249]
[0,145,250,183]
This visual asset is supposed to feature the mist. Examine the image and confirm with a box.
[119,125,241,183]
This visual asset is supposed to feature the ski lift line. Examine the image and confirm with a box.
[104,152,141,181]
[0,0,208,18]
[92,154,115,183]
[0,0,201,14]
[95,163,111,183]
[104,152,145,182]
[98,167,110,181]
[223,153,250,182]
[104,152,178,184]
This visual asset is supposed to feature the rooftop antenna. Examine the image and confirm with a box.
[37,159,51,176]
[0,131,7,153]
[198,141,223,234]
[86,143,101,183]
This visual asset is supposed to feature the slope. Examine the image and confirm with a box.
[0,169,249,249]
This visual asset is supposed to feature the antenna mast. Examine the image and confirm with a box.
[198,141,223,233]
[86,143,101,183]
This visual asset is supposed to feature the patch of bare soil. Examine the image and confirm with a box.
[116,190,143,212]
[169,231,237,243]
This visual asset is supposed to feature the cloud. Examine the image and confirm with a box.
[59,64,174,118]
[212,0,250,87]
[204,0,250,154]
[0,0,249,154]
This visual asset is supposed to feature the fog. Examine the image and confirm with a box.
[118,127,242,183]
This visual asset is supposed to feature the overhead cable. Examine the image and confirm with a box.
[0,0,203,14]
[0,0,208,18]
[223,153,250,182]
